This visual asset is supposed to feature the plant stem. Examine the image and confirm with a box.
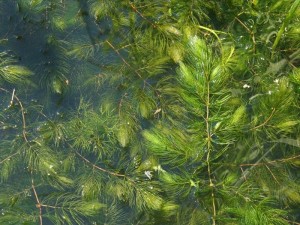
[75,151,126,178]
[205,79,216,225]
[0,88,28,142]
[32,177,43,225]
[251,108,276,130]
[105,40,142,78]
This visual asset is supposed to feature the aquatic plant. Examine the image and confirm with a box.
[0,0,299,224]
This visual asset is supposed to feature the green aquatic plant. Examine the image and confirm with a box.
[0,52,33,84]
[0,0,299,224]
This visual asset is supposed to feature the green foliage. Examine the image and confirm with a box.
[0,0,300,224]
[43,193,106,225]
[0,52,33,84]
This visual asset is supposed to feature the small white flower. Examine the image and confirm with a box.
[49,165,54,169]
[243,84,251,89]
[274,79,279,84]
[268,90,272,95]
[144,171,153,180]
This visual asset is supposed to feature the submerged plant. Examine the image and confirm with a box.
[0,0,299,224]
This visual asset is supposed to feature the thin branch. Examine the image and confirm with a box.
[233,189,251,202]
[14,94,28,142]
[236,144,278,186]
[213,154,300,169]
[105,40,162,106]
[234,17,256,53]
[240,166,247,182]
[105,40,142,78]
[9,88,15,107]
[265,164,280,184]
[39,203,64,210]
[0,88,28,142]
[0,152,19,164]
[38,202,84,211]
[32,177,43,225]
[251,108,276,130]
[128,2,157,28]
[75,151,126,178]
[205,79,216,225]
[240,154,300,167]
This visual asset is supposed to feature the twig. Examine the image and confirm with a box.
[9,88,15,107]
[0,152,19,164]
[240,166,247,182]
[251,108,276,130]
[205,81,216,225]
[265,164,280,184]
[235,17,256,53]
[32,177,43,225]
[128,2,157,28]
[105,40,142,78]
[39,203,64,210]
[75,151,126,178]
[14,94,28,142]
[240,154,300,167]
[105,40,162,105]
[213,154,300,168]
[236,144,278,186]
[0,88,28,142]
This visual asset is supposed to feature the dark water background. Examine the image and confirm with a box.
[0,0,101,113]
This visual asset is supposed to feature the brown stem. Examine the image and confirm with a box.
[105,40,142,78]
[265,164,280,184]
[75,151,126,178]
[128,2,157,28]
[0,88,28,142]
[240,154,300,167]
[235,17,256,53]
[251,108,276,130]
[0,152,19,164]
[31,178,43,225]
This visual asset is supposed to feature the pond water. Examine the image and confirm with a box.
[0,1,300,225]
